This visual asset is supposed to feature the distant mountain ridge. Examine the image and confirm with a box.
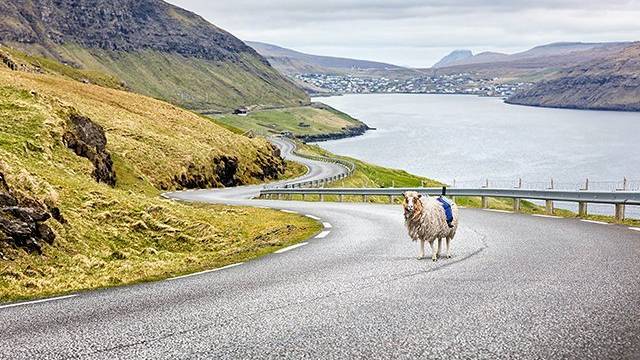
[432,49,473,68]
[429,42,632,77]
[0,0,308,112]
[247,41,405,75]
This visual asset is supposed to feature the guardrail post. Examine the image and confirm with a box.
[278,193,283,200]
[302,193,307,201]
[363,195,369,203]
[320,194,324,202]
[578,202,588,217]
[389,195,395,204]
[513,198,521,213]
[481,196,489,209]
[545,200,554,215]
[339,194,344,202]
[615,204,625,221]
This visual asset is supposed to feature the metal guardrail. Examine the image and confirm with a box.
[266,137,638,220]
[260,187,640,220]
[268,138,355,190]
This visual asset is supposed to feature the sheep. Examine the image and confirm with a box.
[403,191,459,261]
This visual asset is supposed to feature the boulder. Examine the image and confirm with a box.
[0,172,57,254]
[63,113,117,186]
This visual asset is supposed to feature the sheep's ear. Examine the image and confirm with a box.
[417,194,422,198]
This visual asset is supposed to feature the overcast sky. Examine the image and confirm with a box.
[167,0,640,67]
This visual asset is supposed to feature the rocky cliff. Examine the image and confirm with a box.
[507,43,640,111]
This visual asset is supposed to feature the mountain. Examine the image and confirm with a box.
[246,41,406,75]
[432,50,473,68]
[506,42,640,111]
[0,0,308,112]
[428,42,632,79]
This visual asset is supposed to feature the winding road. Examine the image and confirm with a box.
[1,138,640,359]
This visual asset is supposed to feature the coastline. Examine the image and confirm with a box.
[296,122,373,143]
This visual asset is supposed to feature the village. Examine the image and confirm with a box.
[296,72,532,97]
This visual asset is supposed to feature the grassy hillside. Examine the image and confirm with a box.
[0,0,309,113]
[216,103,370,141]
[246,41,405,76]
[0,46,126,91]
[0,64,319,302]
[51,44,309,113]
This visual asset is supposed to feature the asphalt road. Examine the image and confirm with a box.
[1,139,640,359]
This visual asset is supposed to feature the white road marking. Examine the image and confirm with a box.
[0,294,78,310]
[484,209,512,213]
[581,220,609,225]
[629,227,640,232]
[323,222,333,229]
[169,262,244,281]
[532,214,562,219]
[274,242,308,254]
[315,231,331,239]
[306,214,321,220]
[281,210,298,214]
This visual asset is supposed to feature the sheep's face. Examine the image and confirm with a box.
[403,191,422,217]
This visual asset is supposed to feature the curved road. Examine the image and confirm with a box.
[1,139,640,359]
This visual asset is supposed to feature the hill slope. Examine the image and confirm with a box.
[506,43,640,111]
[0,0,308,112]
[247,41,405,76]
[0,52,319,301]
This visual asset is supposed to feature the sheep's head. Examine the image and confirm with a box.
[403,191,423,218]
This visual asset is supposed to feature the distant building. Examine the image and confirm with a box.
[233,107,249,116]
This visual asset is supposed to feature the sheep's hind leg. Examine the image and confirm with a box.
[446,237,452,259]
[430,240,438,262]
[418,239,425,260]
[437,238,443,259]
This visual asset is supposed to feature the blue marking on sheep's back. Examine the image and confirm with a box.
[437,196,454,228]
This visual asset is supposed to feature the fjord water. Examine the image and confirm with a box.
[315,94,640,216]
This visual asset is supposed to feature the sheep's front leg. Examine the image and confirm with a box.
[446,237,452,259]
[430,240,438,262]
[437,238,443,258]
[418,239,425,260]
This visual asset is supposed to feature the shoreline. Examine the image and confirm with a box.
[314,92,640,113]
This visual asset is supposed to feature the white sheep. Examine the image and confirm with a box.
[403,191,459,261]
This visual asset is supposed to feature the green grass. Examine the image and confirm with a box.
[0,68,320,303]
[1,46,125,90]
[53,44,309,113]
[215,104,366,138]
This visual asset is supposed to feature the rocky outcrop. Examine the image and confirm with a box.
[0,51,18,70]
[62,113,117,186]
[297,123,372,143]
[172,146,287,190]
[250,144,287,180]
[0,173,56,254]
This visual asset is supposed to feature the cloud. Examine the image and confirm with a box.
[167,0,640,67]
